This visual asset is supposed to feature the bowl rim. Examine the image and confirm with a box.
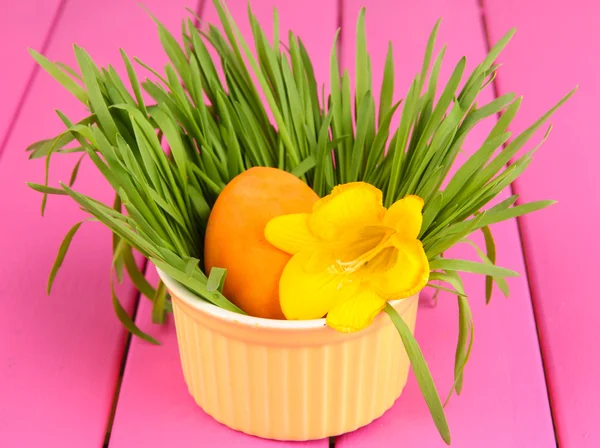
[157,267,415,331]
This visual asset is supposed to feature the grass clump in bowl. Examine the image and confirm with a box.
[26,1,573,443]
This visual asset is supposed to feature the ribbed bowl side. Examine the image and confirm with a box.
[171,294,419,441]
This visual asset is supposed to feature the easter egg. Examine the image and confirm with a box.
[204,167,319,319]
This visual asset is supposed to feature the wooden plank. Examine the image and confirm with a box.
[335,0,556,446]
[0,0,197,446]
[108,1,336,446]
[482,0,599,445]
[0,0,63,149]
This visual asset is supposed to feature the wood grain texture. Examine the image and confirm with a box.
[0,0,197,446]
[108,1,336,446]
[483,0,597,445]
[0,0,63,150]
[336,0,555,446]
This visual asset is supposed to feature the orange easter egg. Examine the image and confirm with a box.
[204,167,319,319]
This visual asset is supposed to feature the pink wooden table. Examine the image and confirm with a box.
[0,0,595,447]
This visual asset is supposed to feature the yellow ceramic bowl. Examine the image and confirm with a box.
[157,268,419,441]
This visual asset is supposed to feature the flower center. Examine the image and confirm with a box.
[330,225,397,275]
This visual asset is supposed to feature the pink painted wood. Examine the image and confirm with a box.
[108,1,336,446]
[6,0,587,446]
[0,0,63,148]
[336,0,556,446]
[0,0,197,446]
[483,1,598,445]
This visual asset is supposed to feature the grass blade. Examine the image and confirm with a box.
[481,225,497,302]
[29,49,88,104]
[111,273,159,345]
[419,18,441,93]
[430,258,519,278]
[152,280,168,324]
[27,183,67,196]
[378,42,394,125]
[463,238,510,299]
[478,200,556,228]
[74,46,118,143]
[291,155,316,178]
[121,244,156,300]
[385,303,451,445]
[121,49,148,116]
[69,155,86,187]
[426,282,467,297]
[355,7,370,112]
[207,267,227,293]
[47,221,86,294]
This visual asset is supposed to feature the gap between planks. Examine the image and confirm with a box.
[0,0,68,160]
[102,260,148,448]
[476,0,559,443]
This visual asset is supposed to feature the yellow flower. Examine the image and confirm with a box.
[265,182,429,332]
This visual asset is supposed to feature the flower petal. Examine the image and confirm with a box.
[265,213,318,255]
[309,182,385,240]
[370,237,429,299]
[326,288,387,332]
[279,251,359,320]
[384,195,424,239]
